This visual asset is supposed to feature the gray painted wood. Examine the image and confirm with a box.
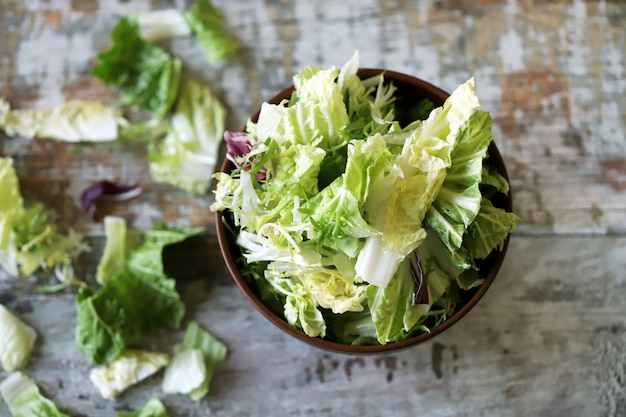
[1,0,625,416]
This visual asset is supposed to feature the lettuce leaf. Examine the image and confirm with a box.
[183,0,240,64]
[89,350,170,400]
[0,372,70,417]
[149,78,226,194]
[162,321,228,400]
[76,219,203,364]
[117,397,171,417]
[0,157,89,278]
[92,15,181,118]
[464,198,520,259]
[0,99,120,142]
[0,304,37,372]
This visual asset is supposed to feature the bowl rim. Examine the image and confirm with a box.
[215,68,512,354]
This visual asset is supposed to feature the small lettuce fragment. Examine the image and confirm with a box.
[76,218,203,365]
[0,99,120,142]
[149,78,226,194]
[183,0,240,64]
[92,15,181,118]
[80,181,143,221]
[162,321,228,400]
[0,372,70,417]
[117,397,171,417]
[136,9,192,42]
[89,350,170,400]
[0,304,37,372]
[0,157,89,278]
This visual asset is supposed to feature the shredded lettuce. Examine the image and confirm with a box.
[117,397,171,417]
[161,321,228,400]
[212,53,520,345]
[76,217,203,364]
[0,372,70,417]
[89,350,170,400]
[0,157,89,279]
[0,304,37,372]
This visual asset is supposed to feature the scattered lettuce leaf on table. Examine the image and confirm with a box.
[0,304,37,372]
[75,216,203,365]
[162,321,228,400]
[183,0,240,64]
[92,15,181,118]
[0,157,89,279]
[0,372,70,417]
[117,397,171,417]
[89,349,170,400]
[0,99,121,142]
[149,78,226,194]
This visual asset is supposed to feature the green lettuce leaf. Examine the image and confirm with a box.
[0,304,37,372]
[183,0,240,65]
[162,321,228,400]
[464,198,520,259]
[149,78,227,194]
[0,157,89,278]
[0,372,70,417]
[76,219,203,364]
[92,15,181,118]
[96,216,141,284]
[117,397,171,417]
[115,397,170,417]
[424,110,493,258]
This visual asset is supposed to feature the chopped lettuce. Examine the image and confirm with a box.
[117,397,171,417]
[0,372,70,417]
[183,0,240,64]
[136,9,192,42]
[212,54,520,345]
[92,15,181,118]
[89,349,170,400]
[0,99,120,142]
[149,78,226,194]
[162,321,228,400]
[76,217,203,364]
[0,157,89,278]
[0,304,37,372]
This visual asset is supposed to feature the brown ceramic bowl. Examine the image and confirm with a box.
[216,68,513,354]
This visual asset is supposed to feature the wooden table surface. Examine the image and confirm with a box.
[1,0,625,416]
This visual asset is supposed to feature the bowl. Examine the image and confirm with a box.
[215,68,513,354]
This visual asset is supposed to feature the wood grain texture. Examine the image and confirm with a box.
[0,0,625,416]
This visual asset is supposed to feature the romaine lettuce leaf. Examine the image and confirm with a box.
[149,78,226,194]
[183,0,240,65]
[0,372,70,417]
[0,304,37,372]
[92,15,181,118]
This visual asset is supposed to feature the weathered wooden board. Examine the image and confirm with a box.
[1,0,625,416]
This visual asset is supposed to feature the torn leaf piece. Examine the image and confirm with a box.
[116,397,171,417]
[0,304,37,372]
[0,99,120,141]
[161,321,228,400]
[89,350,170,400]
[0,372,70,417]
[80,180,143,220]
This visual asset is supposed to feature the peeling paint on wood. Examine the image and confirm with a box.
[1,0,626,416]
